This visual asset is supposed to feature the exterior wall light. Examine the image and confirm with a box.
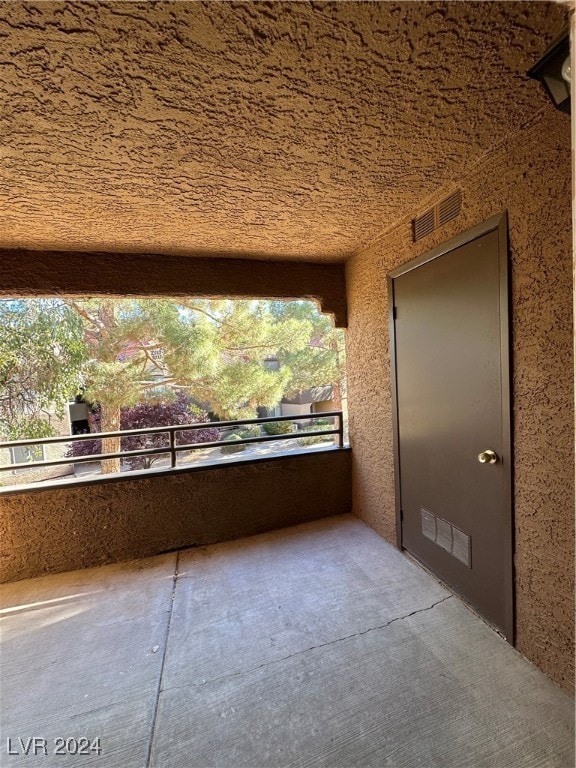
[527,30,570,114]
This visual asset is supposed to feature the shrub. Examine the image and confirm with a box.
[297,423,334,448]
[238,426,261,439]
[297,435,332,447]
[311,417,332,428]
[66,393,220,469]
[262,421,294,436]
[220,434,246,454]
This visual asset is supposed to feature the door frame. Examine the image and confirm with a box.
[388,212,514,641]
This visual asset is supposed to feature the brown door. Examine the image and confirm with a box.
[389,214,513,639]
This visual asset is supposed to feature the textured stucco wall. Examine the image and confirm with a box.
[346,108,574,691]
[0,250,347,327]
[0,2,566,260]
[0,450,351,583]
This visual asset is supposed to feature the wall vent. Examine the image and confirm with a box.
[412,189,462,242]
[412,208,435,242]
[421,507,471,568]
[438,189,462,227]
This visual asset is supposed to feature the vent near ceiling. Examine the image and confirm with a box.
[412,208,435,242]
[412,189,462,242]
[438,190,462,227]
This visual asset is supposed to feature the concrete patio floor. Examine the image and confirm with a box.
[0,514,573,768]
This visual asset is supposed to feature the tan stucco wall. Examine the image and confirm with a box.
[0,251,347,327]
[0,3,566,261]
[0,450,351,583]
[346,108,574,692]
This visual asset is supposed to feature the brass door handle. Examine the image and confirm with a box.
[478,449,498,465]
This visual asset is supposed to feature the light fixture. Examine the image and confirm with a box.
[527,29,570,114]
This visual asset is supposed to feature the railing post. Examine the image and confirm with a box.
[338,412,344,448]
[169,428,176,468]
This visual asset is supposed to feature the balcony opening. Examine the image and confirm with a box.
[0,297,347,492]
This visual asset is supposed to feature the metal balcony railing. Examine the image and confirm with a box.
[0,411,344,476]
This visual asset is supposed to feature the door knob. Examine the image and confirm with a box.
[478,449,498,465]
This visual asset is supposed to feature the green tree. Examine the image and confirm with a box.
[0,299,85,440]
[270,301,346,409]
[70,298,312,473]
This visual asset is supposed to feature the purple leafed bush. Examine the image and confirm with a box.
[66,393,220,470]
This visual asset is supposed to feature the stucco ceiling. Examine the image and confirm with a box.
[0,1,567,262]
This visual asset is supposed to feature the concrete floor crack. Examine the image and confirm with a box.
[144,552,180,768]
[165,593,453,693]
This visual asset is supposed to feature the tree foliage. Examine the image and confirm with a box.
[73,298,312,421]
[63,297,317,472]
[270,301,346,405]
[0,300,85,439]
